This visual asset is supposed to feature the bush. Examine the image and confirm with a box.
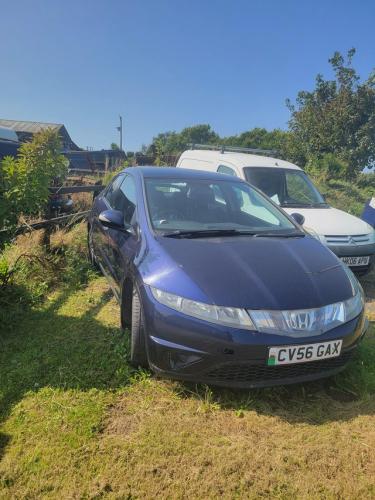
[0,129,68,246]
[305,153,350,182]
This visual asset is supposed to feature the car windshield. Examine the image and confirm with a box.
[243,167,326,208]
[144,177,297,234]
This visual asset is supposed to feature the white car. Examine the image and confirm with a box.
[177,145,375,275]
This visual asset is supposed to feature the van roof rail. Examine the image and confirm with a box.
[187,143,278,156]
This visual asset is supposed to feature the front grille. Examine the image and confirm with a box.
[205,352,353,383]
[324,234,370,245]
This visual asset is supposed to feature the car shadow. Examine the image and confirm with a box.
[0,283,132,462]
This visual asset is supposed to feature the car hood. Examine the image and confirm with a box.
[140,235,353,310]
[283,207,372,236]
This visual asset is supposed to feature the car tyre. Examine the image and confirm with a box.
[130,287,149,368]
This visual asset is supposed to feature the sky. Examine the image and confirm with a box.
[1,0,375,151]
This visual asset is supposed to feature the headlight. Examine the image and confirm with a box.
[150,287,255,330]
[249,266,364,337]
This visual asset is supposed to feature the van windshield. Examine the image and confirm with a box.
[144,177,298,234]
[243,167,327,208]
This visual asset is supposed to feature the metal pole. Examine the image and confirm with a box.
[119,115,123,151]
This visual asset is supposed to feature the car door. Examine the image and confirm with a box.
[90,173,125,273]
[106,174,138,297]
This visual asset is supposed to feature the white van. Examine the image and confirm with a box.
[177,145,375,274]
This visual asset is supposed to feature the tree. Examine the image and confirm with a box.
[286,49,375,178]
[222,127,290,155]
[149,124,219,156]
[0,129,68,243]
[111,142,120,150]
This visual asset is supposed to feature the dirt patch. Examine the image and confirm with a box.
[103,399,142,438]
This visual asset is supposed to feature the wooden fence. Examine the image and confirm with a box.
[1,184,104,238]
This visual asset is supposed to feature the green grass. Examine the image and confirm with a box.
[313,175,374,217]
[0,226,375,498]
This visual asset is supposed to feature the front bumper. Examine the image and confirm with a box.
[141,286,368,388]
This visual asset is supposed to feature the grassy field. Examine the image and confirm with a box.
[0,225,375,498]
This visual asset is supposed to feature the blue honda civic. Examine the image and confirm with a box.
[88,167,368,388]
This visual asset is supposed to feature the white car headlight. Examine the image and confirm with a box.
[150,286,255,330]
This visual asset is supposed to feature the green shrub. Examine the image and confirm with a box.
[305,154,350,182]
[0,129,68,246]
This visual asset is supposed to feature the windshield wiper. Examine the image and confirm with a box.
[281,201,328,208]
[162,229,257,238]
[280,202,313,208]
[311,202,329,207]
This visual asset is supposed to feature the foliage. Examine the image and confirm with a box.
[222,127,290,154]
[286,49,375,178]
[305,153,350,181]
[311,174,374,216]
[110,142,120,150]
[0,223,95,328]
[0,129,68,240]
[148,124,220,156]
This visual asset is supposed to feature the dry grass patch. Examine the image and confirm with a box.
[97,376,375,499]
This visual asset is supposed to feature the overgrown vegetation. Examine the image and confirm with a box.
[0,129,68,246]
[0,223,95,329]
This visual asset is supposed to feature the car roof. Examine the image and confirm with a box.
[179,149,302,171]
[123,166,246,181]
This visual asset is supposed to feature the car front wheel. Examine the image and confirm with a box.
[130,287,149,368]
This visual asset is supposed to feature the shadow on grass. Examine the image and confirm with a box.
[0,282,132,462]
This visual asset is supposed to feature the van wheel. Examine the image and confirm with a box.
[130,288,148,368]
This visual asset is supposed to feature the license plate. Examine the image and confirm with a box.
[268,340,342,366]
[341,256,370,267]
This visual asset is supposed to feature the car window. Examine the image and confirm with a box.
[243,167,325,207]
[110,175,137,224]
[105,174,125,206]
[231,184,280,226]
[144,177,295,233]
[285,171,320,205]
[217,164,237,176]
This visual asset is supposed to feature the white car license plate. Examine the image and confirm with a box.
[268,340,342,366]
[341,256,370,267]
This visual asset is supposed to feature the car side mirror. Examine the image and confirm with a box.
[98,209,134,234]
[291,212,305,226]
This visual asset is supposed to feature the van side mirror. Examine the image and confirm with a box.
[291,212,305,226]
[98,209,134,234]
